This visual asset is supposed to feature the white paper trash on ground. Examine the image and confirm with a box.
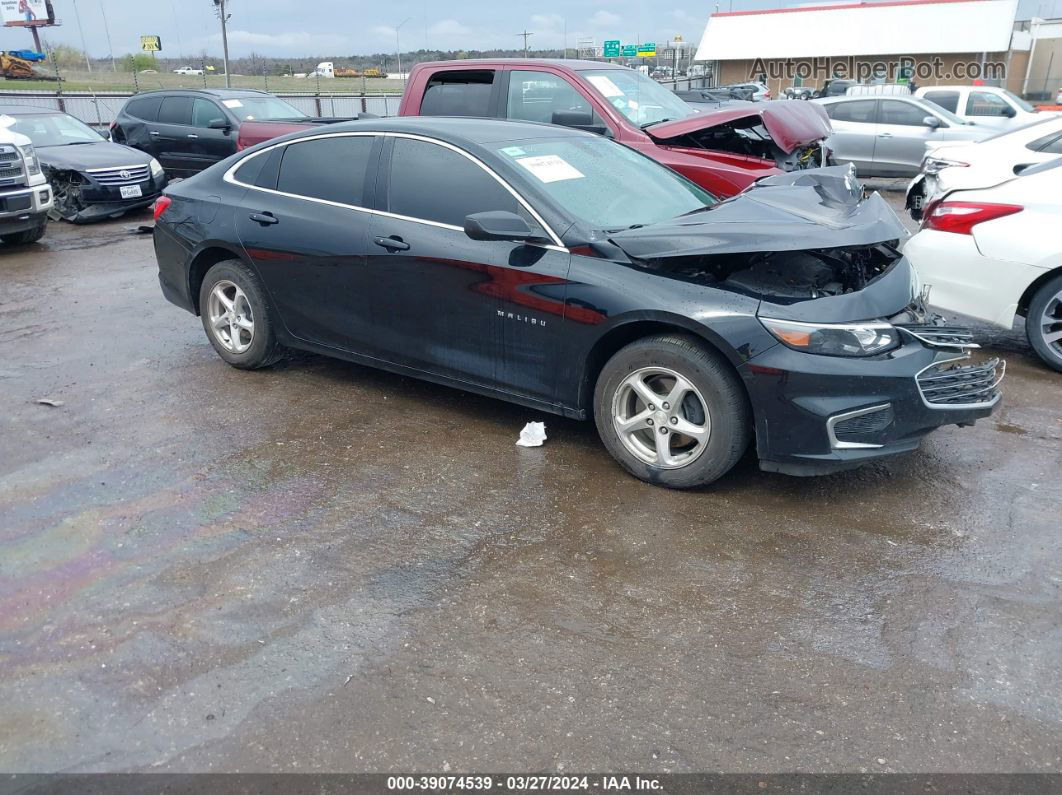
[516,421,547,447]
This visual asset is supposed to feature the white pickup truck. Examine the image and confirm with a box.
[0,122,52,245]
[172,66,205,76]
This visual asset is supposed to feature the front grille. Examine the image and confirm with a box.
[0,149,19,163]
[833,405,894,442]
[0,163,24,187]
[900,324,977,349]
[917,358,1002,406]
[86,164,150,185]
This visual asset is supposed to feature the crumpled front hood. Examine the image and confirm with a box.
[645,100,832,154]
[609,166,909,260]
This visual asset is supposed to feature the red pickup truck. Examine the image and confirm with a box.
[237,59,832,197]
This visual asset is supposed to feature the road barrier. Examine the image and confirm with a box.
[0,90,405,126]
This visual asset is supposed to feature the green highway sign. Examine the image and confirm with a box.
[603,40,620,58]
[621,45,637,57]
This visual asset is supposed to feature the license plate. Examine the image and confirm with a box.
[120,184,143,199]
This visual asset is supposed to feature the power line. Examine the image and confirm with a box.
[516,30,533,57]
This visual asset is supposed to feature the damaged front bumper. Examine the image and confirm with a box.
[742,330,1003,476]
[46,169,167,224]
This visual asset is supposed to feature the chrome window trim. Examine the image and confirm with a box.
[86,165,151,173]
[222,130,567,250]
[825,403,890,450]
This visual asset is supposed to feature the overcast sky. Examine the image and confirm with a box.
[1,0,1059,59]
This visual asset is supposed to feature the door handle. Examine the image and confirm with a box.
[149,130,160,136]
[187,133,199,139]
[878,132,893,138]
[374,235,410,251]
[249,212,278,225]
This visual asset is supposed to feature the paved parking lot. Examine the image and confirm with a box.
[1,200,1060,773]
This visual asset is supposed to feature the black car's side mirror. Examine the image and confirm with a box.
[209,118,231,131]
[464,211,535,242]
[923,115,941,128]
[551,109,609,136]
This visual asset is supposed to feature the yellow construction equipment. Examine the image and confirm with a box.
[363,68,386,78]
[0,52,56,81]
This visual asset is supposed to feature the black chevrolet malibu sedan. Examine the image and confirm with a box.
[153,117,1002,488]
[1,105,167,223]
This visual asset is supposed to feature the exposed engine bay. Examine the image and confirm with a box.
[663,118,824,170]
[633,244,901,301]
[44,167,142,224]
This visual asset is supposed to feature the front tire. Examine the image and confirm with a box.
[1,220,46,245]
[198,259,282,369]
[1026,274,1062,373]
[593,334,751,489]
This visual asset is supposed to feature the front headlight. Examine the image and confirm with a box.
[19,144,40,176]
[760,318,900,357]
[149,157,164,178]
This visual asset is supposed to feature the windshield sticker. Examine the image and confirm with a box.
[222,99,243,109]
[500,146,526,156]
[586,74,623,98]
[516,155,585,183]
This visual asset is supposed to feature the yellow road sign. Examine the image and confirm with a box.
[141,35,162,52]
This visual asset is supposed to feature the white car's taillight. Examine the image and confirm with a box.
[922,201,1023,235]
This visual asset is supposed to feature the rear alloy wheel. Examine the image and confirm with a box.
[1027,273,1062,373]
[199,259,282,369]
[594,334,751,489]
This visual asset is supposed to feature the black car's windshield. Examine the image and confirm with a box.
[7,113,103,146]
[496,135,716,230]
[577,69,695,128]
[221,96,307,121]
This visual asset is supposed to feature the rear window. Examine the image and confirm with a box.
[419,70,495,117]
[124,96,162,121]
[157,96,193,125]
[276,135,374,206]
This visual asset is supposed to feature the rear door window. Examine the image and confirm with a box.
[419,70,495,116]
[1028,130,1062,154]
[157,96,193,125]
[124,96,162,121]
[826,100,877,124]
[923,90,959,113]
[387,137,519,227]
[276,135,375,206]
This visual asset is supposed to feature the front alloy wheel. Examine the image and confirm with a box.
[612,367,711,469]
[594,334,751,489]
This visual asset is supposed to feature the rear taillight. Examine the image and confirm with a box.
[922,201,1022,235]
[153,196,172,222]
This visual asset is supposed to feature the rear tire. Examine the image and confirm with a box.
[1026,273,1062,373]
[593,334,751,489]
[1,220,46,245]
[198,259,282,369]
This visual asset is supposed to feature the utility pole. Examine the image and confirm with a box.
[172,2,185,59]
[213,0,232,88]
[71,0,92,71]
[396,17,410,83]
[516,30,533,57]
[98,0,115,71]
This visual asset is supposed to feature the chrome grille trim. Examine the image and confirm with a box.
[86,164,150,185]
[916,357,1004,410]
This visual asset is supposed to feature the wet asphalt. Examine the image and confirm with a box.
[0,195,1060,774]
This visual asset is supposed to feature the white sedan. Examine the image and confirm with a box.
[904,158,1062,372]
[906,115,1062,220]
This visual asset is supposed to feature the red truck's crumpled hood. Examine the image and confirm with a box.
[645,101,831,154]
